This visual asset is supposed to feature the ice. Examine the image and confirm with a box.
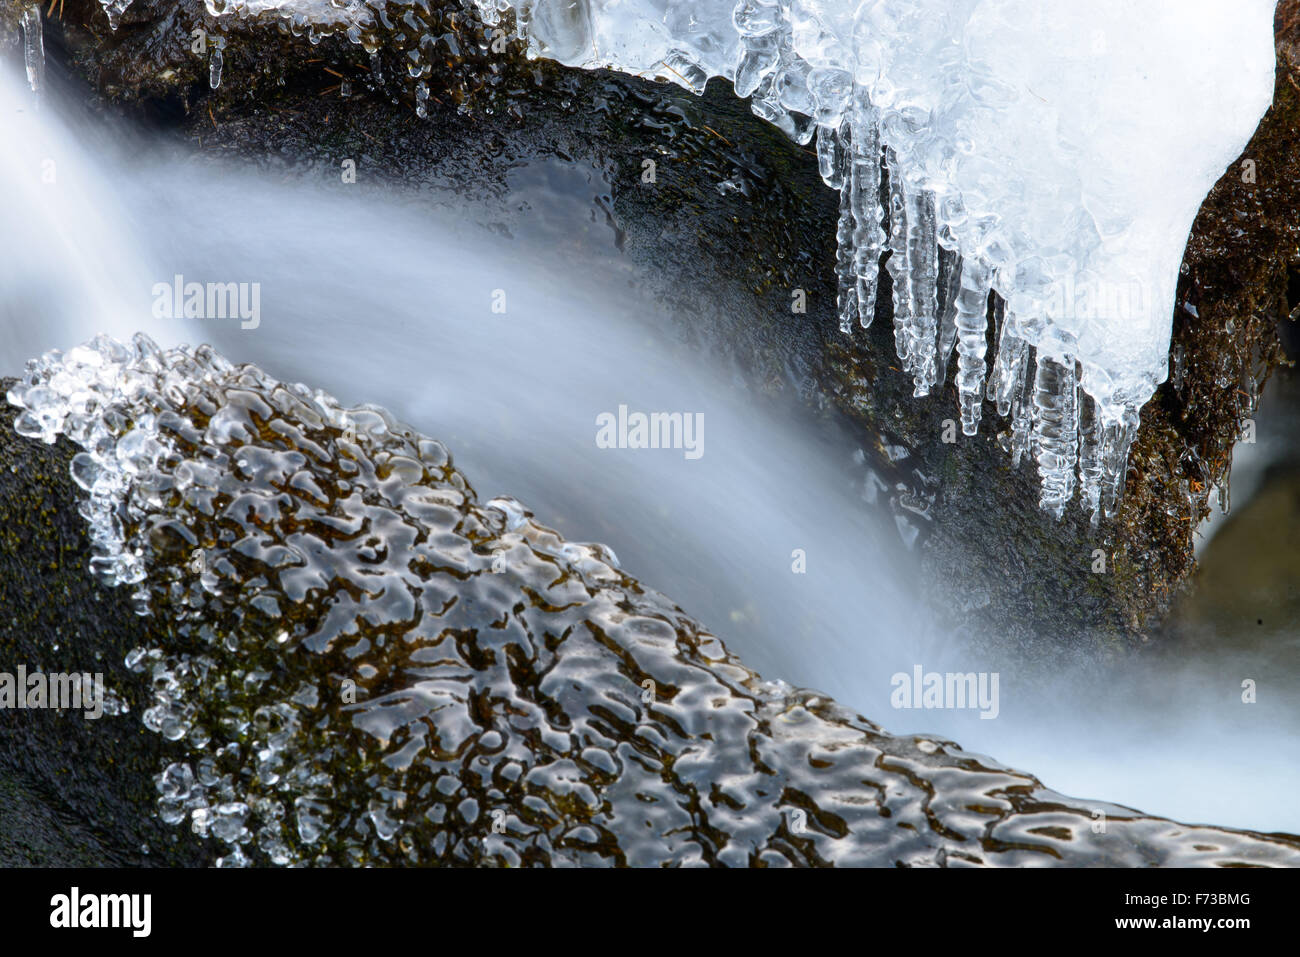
[847,112,884,330]
[201,0,375,34]
[831,110,885,334]
[210,40,224,90]
[461,0,1277,520]
[7,334,166,599]
[1031,355,1079,519]
[20,4,43,94]
[96,0,136,31]
[952,256,991,436]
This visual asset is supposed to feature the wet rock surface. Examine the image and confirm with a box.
[1169,367,1300,653]
[6,345,1300,867]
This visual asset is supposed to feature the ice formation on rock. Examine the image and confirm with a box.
[99,0,135,31]
[13,334,1300,866]
[215,0,379,36]
[20,4,43,94]
[463,0,1277,521]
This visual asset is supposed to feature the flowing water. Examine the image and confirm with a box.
[3,62,1298,840]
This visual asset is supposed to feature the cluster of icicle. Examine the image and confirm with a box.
[461,1,1151,522]
[821,117,1139,521]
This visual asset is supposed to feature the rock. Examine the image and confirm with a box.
[0,770,122,866]
[1169,365,1300,647]
[4,349,1300,867]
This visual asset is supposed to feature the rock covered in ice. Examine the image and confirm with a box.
[461,0,1277,519]
[93,0,374,35]
[11,333,1300,866]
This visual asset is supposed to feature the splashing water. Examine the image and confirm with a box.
[0,56,924,711]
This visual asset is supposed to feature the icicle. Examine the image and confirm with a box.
[884,149,913,369]
[1097,405,1140,518]
[1077,391,1103,524]
[833,120,858,335]
[952,258,990,435]
[21,5,44,96]
[988,309,1029,418]
[210,42,224,90]
[906,189,939,396]
[1009,358,1033,468]
[935,250,960,385]
[734,35,780,99]
[1031,356,1079,519]
[817,123,842,189]
[99,0,134,31]
[848,109,884,330]
[984,300,1004,397]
